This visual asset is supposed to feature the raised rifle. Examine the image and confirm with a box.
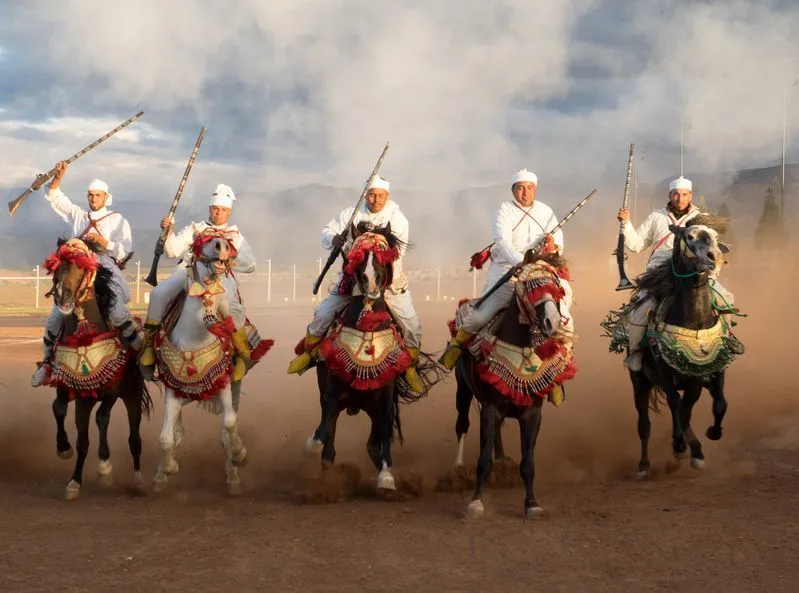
[312,141,390,295]
[474,188,598,309]
[144,126,206,286]
[8,110,145,216]
[614,143,635,291]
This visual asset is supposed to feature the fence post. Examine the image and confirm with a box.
[34,265,40,309]
[136,260,141,304]
[436,268,441,302]
[292,264,296,302]
[266,258,272,303]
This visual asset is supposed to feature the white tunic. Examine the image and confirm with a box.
[622,205,700,270]
[45,187,132,262]
[485,200,563,289]
[321,201,410,292]
[165,220,256,273]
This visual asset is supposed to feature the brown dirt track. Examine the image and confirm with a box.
[1,253,798,593]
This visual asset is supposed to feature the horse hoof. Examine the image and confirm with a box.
[132,471,145,490]
[525,506,544,520]
[690,457,705,470]
[98,459,113,476]
[377,469,396,492]
[636,469,650,480]
[164,459,180,475]
[228,481,242,496]
[231,447,248,468]
[64,480,80,501]
[58,447,74,460]
[466,499,485,518]
[152,474,168,493]
[304,435,323,455]
[706,426,723,441]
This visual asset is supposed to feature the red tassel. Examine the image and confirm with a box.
[250,338,274,361]
[534,339,565,360]
[447,318,457,338]
[469,247,492,271]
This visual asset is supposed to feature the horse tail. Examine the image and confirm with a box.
[135,365,155,419]
[648,385,667,414]
[395,350,446,403]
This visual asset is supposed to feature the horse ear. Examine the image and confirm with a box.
[522,248,535,264]
[350,222,361,239]
[718,241,730,254]
[668,224,684,237]
[385,221,392,236]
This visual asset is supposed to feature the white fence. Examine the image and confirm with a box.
[0,259,491,311]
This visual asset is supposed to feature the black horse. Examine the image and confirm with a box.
[304,223,441,492]
[44,238,152,500]
[452,250,576,518]
[626,216,739,477]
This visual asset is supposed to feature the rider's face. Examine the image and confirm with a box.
[512,182,537,207]
[669,189,692,212]
[209,206,231,226]
[366,189,388,213]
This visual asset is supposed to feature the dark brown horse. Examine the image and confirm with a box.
[624,218,738,477]
[44,238,152,500]
[451,250,577,519]
[303,223,441,492]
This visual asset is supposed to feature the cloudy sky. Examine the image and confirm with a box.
[0,0,797,248]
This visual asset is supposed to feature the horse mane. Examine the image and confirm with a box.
[355,221,409,252]
[687,213,730,236]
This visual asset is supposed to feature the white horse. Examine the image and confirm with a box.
[151,232,248,494]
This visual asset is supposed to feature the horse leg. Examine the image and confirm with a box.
[366,411,383,472]
[631,371,653,478]
[218,387,247,469]
[65,397,96,501]
[319,385,342,466]
[376,387,396,492]
[95,396,116,487]
[122,393,145,489]
[680,382,705,469]
[519,402,544,519]
[52,391,73,459]
[467,401,499,518]
[454,370,472,466]
[225,381,242,493]
[153,389,182,492]
[705,372,727,442]
[494,416,508,461]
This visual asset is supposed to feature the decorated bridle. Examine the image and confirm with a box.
[187,229,238,313]
[342,232,401,331]
[43,238,99,321]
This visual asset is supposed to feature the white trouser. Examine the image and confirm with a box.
[145,267,246,329]
[460,278,574,334]
[42,257,134,358]
[308,288,422,349]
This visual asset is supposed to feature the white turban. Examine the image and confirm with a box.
[210,183,236,209]
[88,178,112,205]
[511,169,538,186]
[669,176,693,192]
[368,176,390,192]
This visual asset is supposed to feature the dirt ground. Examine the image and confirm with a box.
[0,249,797,593]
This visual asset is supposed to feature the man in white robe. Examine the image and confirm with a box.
[286,176,426,393]
[31,161,139,387]
[618,176,741,371]
[439,169,574,370]
[138,184,257,382]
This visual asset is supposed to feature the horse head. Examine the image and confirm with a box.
[43,238,99,316]
[190,230,238,283]
[514,242,568,339]
[344,222,401,301]
[669,221,729,278]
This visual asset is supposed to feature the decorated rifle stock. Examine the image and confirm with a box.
[474,189,599,309]
[145,126,206,287]
[8,111,144,216]
[614,143,635,291]
[312,142,390,295]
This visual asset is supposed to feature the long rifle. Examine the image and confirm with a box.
[614,143,635,291]
[311,141,390,295]
[474,189,598,309]
[7,110,145,216]
[144,126,206,286]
